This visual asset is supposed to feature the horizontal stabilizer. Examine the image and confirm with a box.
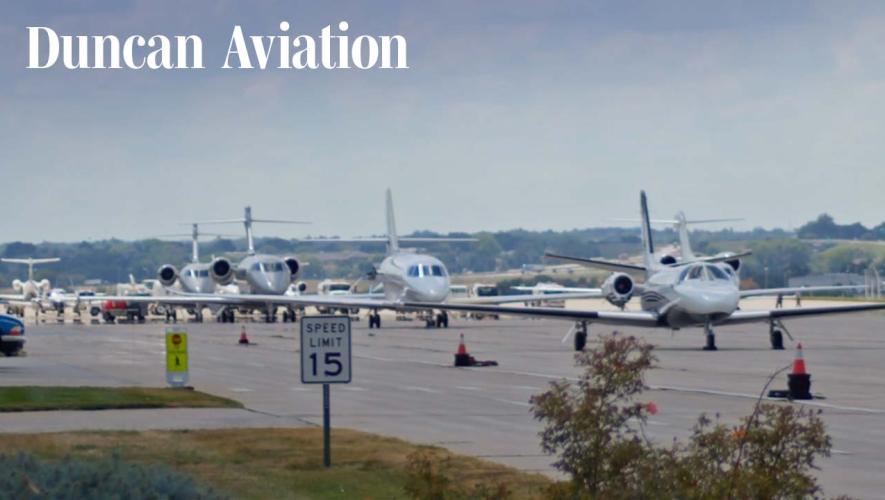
[544,252,646,275]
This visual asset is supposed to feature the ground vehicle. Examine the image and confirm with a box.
[468,284,500,319]
[316,280,359,316]
[0,314,25,356]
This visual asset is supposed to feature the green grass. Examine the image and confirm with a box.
[0,386,242,412]
[0,428,552,499]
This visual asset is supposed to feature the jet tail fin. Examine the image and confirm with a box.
[639,191,656,274]
[385,189,399,255]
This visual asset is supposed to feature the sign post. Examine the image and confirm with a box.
[300,316,352,467]
[165,328,189,388]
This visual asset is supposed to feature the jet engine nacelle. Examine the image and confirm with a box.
[294,281,307,293]
[11,280,22,292]
[157,264,179,287]
[283,256,300,281]
[210,257,235,286]
[602,273,634,308]
[38,279,51,293]
[660,255,677,266]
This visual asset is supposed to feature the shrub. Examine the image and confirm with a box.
[531,333,834,499]
[0,452,226,499]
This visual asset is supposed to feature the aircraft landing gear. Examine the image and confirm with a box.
[435,312,449,328]
[282,309,296,323]
[574,321,588,352]
[703,322,717,351]
[769,320,791,350]
[368,311,381,329]
[264,306,276,324]
[194,310,204,323]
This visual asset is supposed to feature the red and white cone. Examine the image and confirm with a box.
[454,333,472,366]
[239,326,250,345]
[787,342,812,399]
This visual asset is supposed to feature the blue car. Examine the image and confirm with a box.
[0,314,25,356]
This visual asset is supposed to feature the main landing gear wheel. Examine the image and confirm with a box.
[769,320,790,350]
[703,322,717,351]
[435,312,449,328]
[574,321,588,352]
[368,312,382,329]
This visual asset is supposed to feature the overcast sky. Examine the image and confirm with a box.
[2,0,884,242]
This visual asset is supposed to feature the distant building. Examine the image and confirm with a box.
[788,273,865,288]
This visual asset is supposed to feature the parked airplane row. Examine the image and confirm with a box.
[3,190,883,352]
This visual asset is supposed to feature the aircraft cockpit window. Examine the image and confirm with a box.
[198,270,209,277]
[430,265,445,276]
[407,265,420,277]
[707,265,729,280]
[687,265,705,280]
[251,262,261,271]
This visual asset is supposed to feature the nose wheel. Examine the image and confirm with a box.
[703,322,717,351]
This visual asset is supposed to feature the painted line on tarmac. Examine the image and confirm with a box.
[456,385,482,391]
[492,398,531,408]
[404,386,441,394]
[343,386,367,392]
[229,387,253,393]
[650,385,885,414]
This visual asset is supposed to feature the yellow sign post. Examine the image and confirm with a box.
[165,328,189,387]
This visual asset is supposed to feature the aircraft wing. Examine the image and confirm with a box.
[93,292,405,311]
[454,291,603,304]
[511,286,603,294]
[544,252,646,275]
[739,285,866,298]
[0,294,32,307]
[404,301,661,327]
[720,302,885,325]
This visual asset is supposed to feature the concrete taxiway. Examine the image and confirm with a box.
[1,299,884,498]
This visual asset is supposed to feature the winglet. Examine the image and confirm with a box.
[386,189,400,255]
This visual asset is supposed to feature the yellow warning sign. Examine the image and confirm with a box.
[166,331,188,354]
[166,353,189,373]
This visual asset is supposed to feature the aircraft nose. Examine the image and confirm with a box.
[678,286,739,315]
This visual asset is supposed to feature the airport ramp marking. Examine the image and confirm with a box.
[492,398,532,408]
[229,387,253,393]
[404,385,441,394]
[650,385,885,414]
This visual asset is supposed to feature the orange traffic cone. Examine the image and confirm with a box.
[454,333,471,366]
[239,326,250,345]
[791,343,807,375]
[787,342,812,399]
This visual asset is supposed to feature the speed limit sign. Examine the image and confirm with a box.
[300,316,351,384]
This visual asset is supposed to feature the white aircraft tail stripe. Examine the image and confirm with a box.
[386,188,399,255]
